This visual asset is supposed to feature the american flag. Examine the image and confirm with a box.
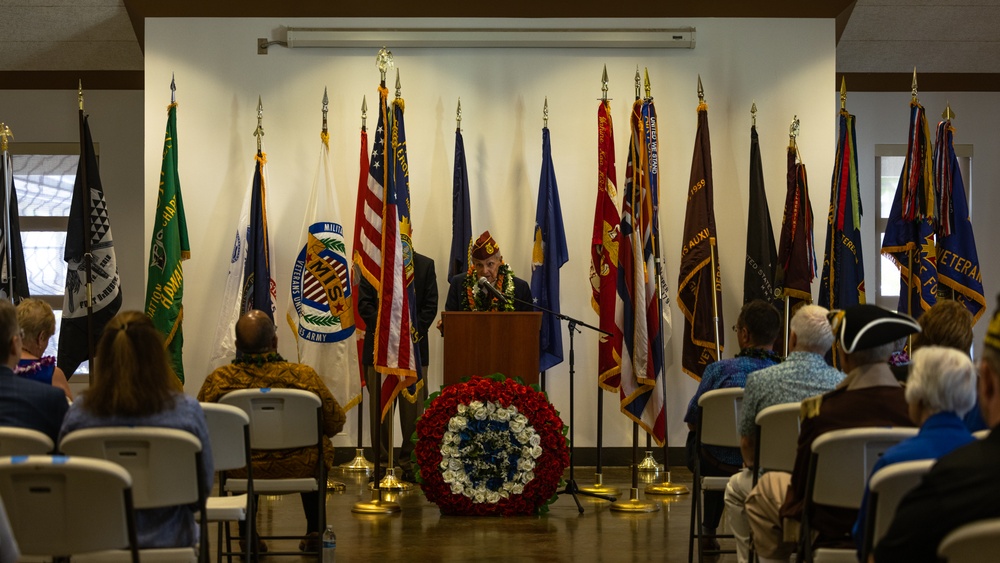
[353,90,386,289]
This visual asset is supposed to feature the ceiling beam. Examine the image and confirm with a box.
[838,72,1000,93]
[0,71,143,90]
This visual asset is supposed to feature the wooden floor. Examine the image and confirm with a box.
[210,464,739,562]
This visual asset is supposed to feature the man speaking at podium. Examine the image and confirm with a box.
[440,231,533,328]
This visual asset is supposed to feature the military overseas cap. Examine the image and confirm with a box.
[830,304,921,354]
[985,295,1000,353]
[471,230,500,261]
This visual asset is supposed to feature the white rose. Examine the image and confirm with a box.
[486,402,497,415]
[448,459,463,471]
[529,433,541,447]
[474,491,486,503]
[473,406,488,420]
[469,400,483,411]
[451,482,465,495]
[448,416,467,431]
[515,414,528,424]
[518,458,534,471]
[440,461,450,470]
[457,404,467,414]
[517,431,532,444]
[486,491,501,504]
[495,408,512,421]
[530,445,543,459]
[503,481,515,492]
[512,483,524,494]
[509,420,525,433]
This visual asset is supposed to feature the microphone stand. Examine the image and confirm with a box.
[495,287,617,513]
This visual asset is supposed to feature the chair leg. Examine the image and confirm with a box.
[688,474,700,563]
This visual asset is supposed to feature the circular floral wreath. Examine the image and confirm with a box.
[415,374,569,516]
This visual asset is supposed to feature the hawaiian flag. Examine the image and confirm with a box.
[350,115,370,381]
[374,88,418,421]
[819,109,866,310]
[678,98,724,380]
[57,114,122,377]
[449,127,473,280]
[743,124,778,306]
[531,126,569,373]
[144,96,190,382]
[616,97,665,446]
[881,100,937,319]
[776,145,816,305]
[592,99,623,392]
[286,124,362,412]
[0,144,29,303]
[933,119,986,323]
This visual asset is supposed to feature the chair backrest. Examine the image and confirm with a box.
[0,455,137,558]
[201,402,251,472]
[219,388,322,450]
[754,402,801,473]
[808,427,918,509]
[698,388,744,448]
[867,459,935,550]
[0,426,54,455]
[939,517,1000,562]
[60,426,203,509]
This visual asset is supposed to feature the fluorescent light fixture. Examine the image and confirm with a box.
[285,27,695,49]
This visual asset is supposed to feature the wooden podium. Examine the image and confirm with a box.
[442,311,542,386]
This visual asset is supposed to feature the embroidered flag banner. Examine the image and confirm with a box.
[351,116,370,380]
[592,99,622,392]
[0,142,29,303]
[743,124,778,306]
[449,126,473,280]
[776,144,816,306]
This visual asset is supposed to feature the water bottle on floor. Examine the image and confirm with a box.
[322,524,336,562]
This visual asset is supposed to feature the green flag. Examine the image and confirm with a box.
[145,100,190,382]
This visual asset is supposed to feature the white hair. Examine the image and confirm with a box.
[790,305,835,353]
[906,346,977,417]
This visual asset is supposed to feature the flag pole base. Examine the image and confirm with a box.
[340,448,374,472]
[645,471,690,495]
[637,450,663,472]
[327,478,347,493]
[610,487,660,513]
[577,472,622,496]
[351,489,401,515]
[369,468,413,491]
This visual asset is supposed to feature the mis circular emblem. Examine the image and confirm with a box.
[290,222,355,343]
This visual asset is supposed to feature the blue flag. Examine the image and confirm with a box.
[242,151,275,319]
[531,127,569,372]
[934,120,986,323]
[449,128,473,280]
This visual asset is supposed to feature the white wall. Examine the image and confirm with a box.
[143,17,837,449]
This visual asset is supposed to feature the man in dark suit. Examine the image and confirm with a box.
[440,231,532,326]
[0,299,67,445]
[874,297,1000,563]
[359,251,438,482]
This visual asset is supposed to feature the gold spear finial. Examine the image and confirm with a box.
[601,65,609,102]
[543,97,549,128]
[943,102,955,121]
[634,66,641,100]
[751,101,757,127]
[456,98,462,130]
[0,123,12,153]
[322,87,329,135]
[376,47,393,83]
[254,96,264,153]
[911,67,918,102]
[840,76,847,110]
[644,67,651,99]
[697,75,705,103]
[171,73,176,104]
[361,95,367,131]
[394,68,401,99]
[78,80,83,111]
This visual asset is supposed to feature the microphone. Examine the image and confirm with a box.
[477,276,508,304]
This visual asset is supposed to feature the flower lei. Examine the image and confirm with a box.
[231,352,285,367]
[415,374,569,516]
[736,348,783,364]
[14,355,55,376]
[462,264,516,312]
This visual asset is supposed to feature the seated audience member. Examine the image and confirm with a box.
[745,304,919,562]
[724,304,845,563]
[684,299,782,553]
[59,311,213,549]
[15,298,72,400]
[874,298,1000,563]
[853,346,976,556]
[198,309,346,553]
[0,299,67,444]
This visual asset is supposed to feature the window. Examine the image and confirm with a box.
[874,144,972,309]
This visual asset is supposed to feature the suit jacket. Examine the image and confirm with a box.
[359,252,438,367]
[444,273,533,312]
[0,364,68,445]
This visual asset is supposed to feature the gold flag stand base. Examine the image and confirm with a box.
[340,448,374,472]
[637,450,664,472]
[645,471,690,495]
[577,472,622,497]
[368,468,414,492]
[327,478,347,493]
[351,489,401,515]
[610,487,659,513]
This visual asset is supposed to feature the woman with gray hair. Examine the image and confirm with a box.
[852,345,977,554]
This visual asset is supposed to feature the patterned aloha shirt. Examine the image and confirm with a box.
[738,351,845,437]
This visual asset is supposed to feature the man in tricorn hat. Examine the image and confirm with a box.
[439,231,533,333]
[745,304,920,562]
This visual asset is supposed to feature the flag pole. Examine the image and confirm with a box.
[78,81,96,367]
[906,69,918,326]
[783,116,801,355]
[0,123,14,301]
[709,236,721,359]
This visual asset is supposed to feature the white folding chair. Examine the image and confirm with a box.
[0,455,139,562]
[688,387,743,563]
[753,402,801,480]
[859,458,935,561]
[201,402,255,562]
[220,388,326,560]
[60,427,209,562]
[803,426,918,562]
[939,517,1000,562]
[0,426,54,455]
